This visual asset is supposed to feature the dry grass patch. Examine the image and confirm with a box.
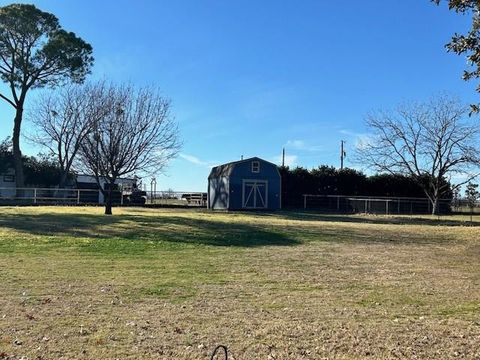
[0,207,479,359]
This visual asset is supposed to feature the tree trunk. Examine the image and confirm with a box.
[12,106,25,195]
[52,171,69,200]
[104,184,113,215]
[105,200,112,215]
[59,171,68,189]
[431,197,439,216]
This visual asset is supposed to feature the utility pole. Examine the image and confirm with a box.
[282,147,285,167]
[150,177,157,204]
[340,140,346,170]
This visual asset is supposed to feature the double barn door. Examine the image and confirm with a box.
[242,180,268,209]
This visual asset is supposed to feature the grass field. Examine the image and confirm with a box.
[0,207,479,359]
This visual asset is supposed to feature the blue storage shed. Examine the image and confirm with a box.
[208,157,282,210]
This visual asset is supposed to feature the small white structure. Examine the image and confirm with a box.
[0,168,16,197]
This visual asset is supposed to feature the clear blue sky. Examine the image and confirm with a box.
[0,0,476,191]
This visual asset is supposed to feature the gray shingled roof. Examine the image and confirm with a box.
[208,157,264,179]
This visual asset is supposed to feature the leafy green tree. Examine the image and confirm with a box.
[0,137,13,174]
[0,3,93,190]
[465,182,479,221]
[0,137,69,187]
[452,186,461,211]
[279,165,439,208]
[433,0,480,112]
[23,153,68,187]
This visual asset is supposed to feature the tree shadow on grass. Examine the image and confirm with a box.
[120,214,300,247]
[0,211,300,248]
[266,211,480,227]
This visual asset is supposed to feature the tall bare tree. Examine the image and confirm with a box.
[27,82,108,188]
[357,95,480,214]
[78,84,180,215]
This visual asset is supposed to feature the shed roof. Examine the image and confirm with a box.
[208,157,279,179]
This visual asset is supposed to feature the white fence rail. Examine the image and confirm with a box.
[0,187,207,207]
[145,191,207,206]
[0,187,101,205]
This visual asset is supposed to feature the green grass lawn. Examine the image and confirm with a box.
[0,207,479,359]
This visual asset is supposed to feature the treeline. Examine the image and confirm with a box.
[0,139,70,187]
[279,165,452,207]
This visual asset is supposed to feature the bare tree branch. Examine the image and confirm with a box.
[78,83,181,215]
[356,94,480,214]
[26,81,110,188]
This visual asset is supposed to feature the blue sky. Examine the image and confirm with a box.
[0,0,476,191]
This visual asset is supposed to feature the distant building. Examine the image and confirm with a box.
[76,174,138,204]
[0,168,16,197]
[0,168,138,204]
[208,157,281,210]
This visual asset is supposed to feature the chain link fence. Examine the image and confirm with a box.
[302,194,454,215]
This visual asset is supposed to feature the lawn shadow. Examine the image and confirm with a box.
[268,211,480,227]
[134,215,300,247]
[0,210,300,248]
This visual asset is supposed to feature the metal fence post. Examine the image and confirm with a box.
[304,195,307,209]
[77,190,80,205]
[33,188,37,204]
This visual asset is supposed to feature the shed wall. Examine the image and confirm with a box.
[208,158,282,210]
[209,176,229,209]
[228,160,281,210]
